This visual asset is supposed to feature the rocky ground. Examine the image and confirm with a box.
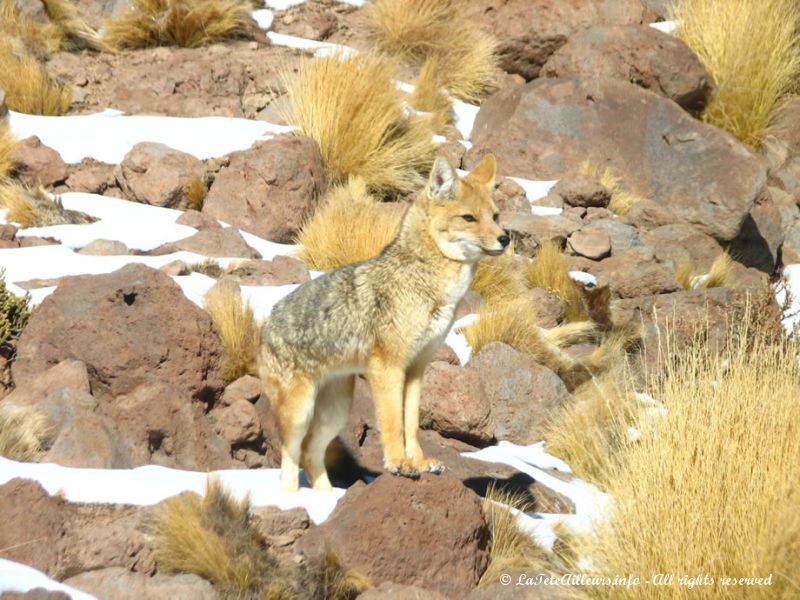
[1,0,799,598]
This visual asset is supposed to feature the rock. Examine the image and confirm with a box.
[468,343,572,444]
[12,264,224,403]
[210,398,261,445]
[593,248,681,298]
[77,238,129,255]
[465,572,573,599]
[420,361,494,446]
[203,137,327,243]
[220,375,263,407]
[501,212,581,255]
[567,228,611,259]
[11,137,68,188]
[641,223,724,270]
[455,290,484,321]
[729,191,784,273]
[541,25,714,112]
[467,78,766,241]
[525,287,564,327]
[476,0,646,80]
[3,360,91,407]
[65,159,118,195]
[251,505,311,548]
[297,474,489,598]
[223,256,311,286]
[494,178,531,213]
[552,174,610,208]
[0,224,17,241]
[108,381,234,470]
[580,219,642,253]
[65,569,217,600]
[116,143,205,208]
[37,388,132,468]
[359,582,449,600]
[768,95,800,156]
[175,209,221,230]
[169,227,261,259]
[0,590,70,599]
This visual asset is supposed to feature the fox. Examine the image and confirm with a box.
[258,154,508,492]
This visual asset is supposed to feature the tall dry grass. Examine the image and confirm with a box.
[295,178,404,271]
[0,406,49,461]
[527,241,587,321]
[104,0,255,49]
[366,0,498,103]
[282,52,435,195]
[0,124,18,181]
[674,0,800,147]
[579,162,643,216]
[203,281,260,383]
[470,250,529,304]
[42,0,114,52]
[675,253,735,291]
[408,55,453,134]
[0,0,63,57]
[0,38,71,115]
[573,324,800,599]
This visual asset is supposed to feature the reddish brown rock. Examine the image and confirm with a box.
[224,255,311,286]
[77,239,129,256]
[542,24,714,112]
[116,142,205,208]
[552,174,610,208]
[169,227,261,258]
[467,77,766,241]
[3,360,91,407]
[203,137,327,243]
[468,342,572,444]
[65,570,217,600]
[297,474,490,598]
[494,177,531,213]
[65,159,118,195]
[12,137,68,188]
[420,361,494,446]
[580,218,642,253]
[501,212,581,255]
[359,582,449,600]
[568,228,611,260]
[594,248,681,298]
[175,209,221,230]
[12,264,224,403]
[476,0,646,80]
[220,374,262,407]
[210,398,261,445]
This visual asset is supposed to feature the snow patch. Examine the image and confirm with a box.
[252,8,274,30]
[445,313,479,365]
[650,20,677,34]
[569,271,597,286]
[0,559,98,600]
[508,176,559,203]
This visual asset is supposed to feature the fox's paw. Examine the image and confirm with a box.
[421,458,446,474]
[385,458,420,479]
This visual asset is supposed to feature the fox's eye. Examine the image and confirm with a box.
[492,213,500,223]
[461,214,477,223]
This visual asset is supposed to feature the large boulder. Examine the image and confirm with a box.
[541,25,714,112]
[297,474,489,598]
[203,137,327,243]
[116,143,205,208]
[11,137,69,188]
[12,264,224,403]
[466,77,767,242]
[476,0,646,80]
[65,569,217,600]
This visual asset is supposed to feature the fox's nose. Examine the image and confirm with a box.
[498,234,510,248]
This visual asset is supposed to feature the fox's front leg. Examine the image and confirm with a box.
[368,357,418,478]
[403,364,445,474]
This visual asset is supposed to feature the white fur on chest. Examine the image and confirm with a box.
[426,264,475,338]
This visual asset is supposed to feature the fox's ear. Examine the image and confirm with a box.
[427,156,457,201]
[468,154,496,189]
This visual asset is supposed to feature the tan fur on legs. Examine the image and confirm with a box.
[368,357,415,477]
[301,376,355,491]
[274,375,317,492]
[403,364,443,473]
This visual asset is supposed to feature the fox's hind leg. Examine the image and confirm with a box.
[273,373,317,493]
[301,375,354,492]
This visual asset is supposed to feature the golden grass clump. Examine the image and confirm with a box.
[480,484,550,586]
[295,177,404,271]
[104,0,256,49]
[676,253,735,291]
[204,281,260,383]
[470,249,529,304]
[0,182,37,228]
[183,175,208,211]
[0,0,63,57]
[673,0,800,147]
[366,0,498,103]
[151,478,369,600]
[0,124,18,181]
[282,52,436,195]
[0,38,71,116]
[41,0,114,52]
[0,405,49,461]
[526,241,587,322]
[408,56,453,134]
[579,162,643,216]
[0,183,96,227]
[574,327,800,600]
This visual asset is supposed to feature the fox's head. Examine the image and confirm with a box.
[424,154,509,262]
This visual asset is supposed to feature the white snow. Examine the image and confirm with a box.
[509,176,559,203]
[264,0,305,9]
[569,271,597,286]
[0,560,98,600]
[446,313,479,365]
[650,20,677,35]
[452,100,480,140]
[0,457,344,525]
[252,8,274,30]
[266,31,355,58]
[7,110,293,164]
[777,265,800,334]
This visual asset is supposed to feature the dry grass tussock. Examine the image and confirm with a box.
[675,253,735,291]
[150,478,369,600]
[0,183,96,227]
[0,405,49,461]
[0,0,63,57]
[104,0,256,49]
[480,484,550,586]
[1,267,31,352]
[527,241,587,321]
[470,249,529,304]
[282,52,435,195]
[579,162,643,216]
[183,175,208,211]
[572,324,800,599]
[674,0,800,147]
[408,56,453,134]
[0,124,18,181]
[0,38,71,116]
[367,0,498,103]
[203,281,260,383]
[295,177,404,271]
[41,0,114,52]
